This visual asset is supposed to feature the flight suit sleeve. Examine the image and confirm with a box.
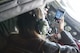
[42,31,80,53]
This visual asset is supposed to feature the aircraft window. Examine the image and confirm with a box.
[59,0,80,23]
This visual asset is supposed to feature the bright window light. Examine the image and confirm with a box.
[59,0,80,22]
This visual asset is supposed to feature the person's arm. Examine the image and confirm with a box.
[48,16,64,42]
[42,38,80,53]
[58,16,64,33]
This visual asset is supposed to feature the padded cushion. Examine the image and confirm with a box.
[0,0,43,22]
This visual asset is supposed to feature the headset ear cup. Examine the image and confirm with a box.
[35,19,43,34]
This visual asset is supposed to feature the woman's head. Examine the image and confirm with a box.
[17,11,37,34]
[17,11,44,39]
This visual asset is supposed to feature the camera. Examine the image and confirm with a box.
[55,9,65,20]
